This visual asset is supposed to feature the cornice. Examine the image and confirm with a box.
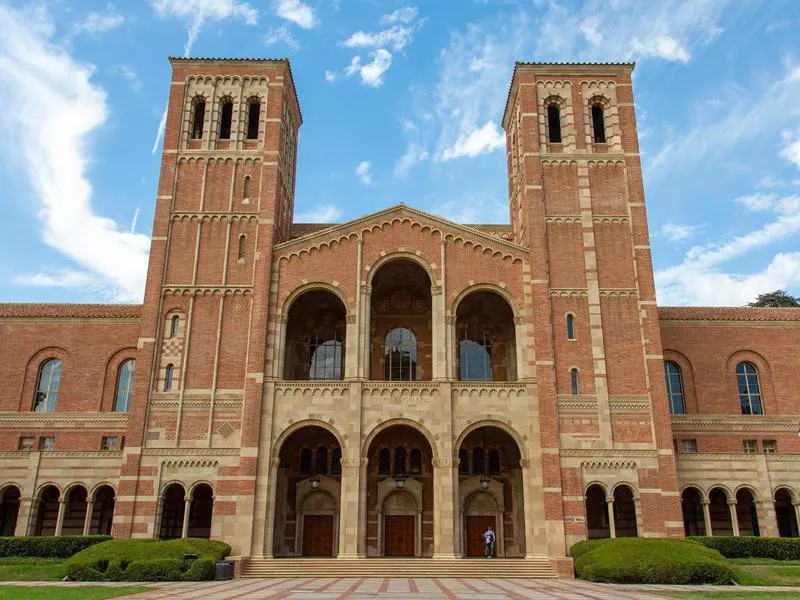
[561,449,657,458]
[671,415,800,433]
[141,448,241,456]
[0,450,123,459]
[0,412,128,429]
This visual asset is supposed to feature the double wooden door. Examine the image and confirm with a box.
[465,516,496,557]
[384,515,414,556]
[302,514,334,556]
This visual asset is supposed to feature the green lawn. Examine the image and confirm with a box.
[0,587,150,600]
[728,558,800,586]
[657,593,800,600]
[0,558,65,581]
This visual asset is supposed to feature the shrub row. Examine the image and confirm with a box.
[0,536,112,558]
[571,538,733,585]
[65,538,231,582]
[690,536,800,560]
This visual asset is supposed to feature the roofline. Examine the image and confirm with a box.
[502,61,635,130]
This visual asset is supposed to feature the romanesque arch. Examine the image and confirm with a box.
[0,485,21,536]
[453,289,517,381]
[774,487,799,538]
[681,486,706,536]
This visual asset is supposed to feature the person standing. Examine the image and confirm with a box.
[482,526,495,558]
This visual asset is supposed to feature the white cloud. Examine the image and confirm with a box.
[381,6,418,25]
[394,144,429,177]
[110,65,142,91]
[661,222,698,242]
[438,120,505,161]
[341,25,416,52]
[780,131,800,170]
[344,50,392,88]
[356,161,374,186]
[432,196,508,224]
[264,25,299,49]
[324,70,336,82]
[630,35,690,62]
[70,3,124,37]
[275,0,317,29]
[295,204,343,222]
[0,5,149,301]
[13,269,102,290]
[580,16,603,46]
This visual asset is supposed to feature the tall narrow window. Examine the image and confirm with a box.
[378,448,390,475]
[309,330,343,380]
[243,176,251,199]
[488,449,501,475]
[331,447,342,475]
[247,98,260,139]
[459,327,492,381]
[237,235,246,260]
[737,362,763,415]
[299,448,312,474]
[570,368,579,395]
[191,98,206,139]
[458,448,469,475]
[164,364,174,392]
[113,359,135,412]
[316,445,328,475]
[218,99,233,140]
[170,315,180,338]
[547,104,562,143]
[384,328,417,381]
[472,447,485,475]
[33,359,61,412]
[409,448,422,474]
[664,361,686,415]
[591,104,606,143]
[566,314,575,341]
[394,446,407,475]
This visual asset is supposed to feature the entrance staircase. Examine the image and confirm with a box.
[241,557,558,579]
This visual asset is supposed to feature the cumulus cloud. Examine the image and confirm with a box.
[264,25,299,49]
[344,50,392,88]
[382,6,418,25]
[780,129,800,170]
[356,161,374,186]
[0,5,149,301]
[69,3,125,38]
[324,70,336,82]
[341,25,416,52]
[295,204,343,222]
[661,222,698,242]
[275,0,317,29]
[438,120,505,161]
[630,35,690,62]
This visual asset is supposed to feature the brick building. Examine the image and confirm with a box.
[0,58,798,576]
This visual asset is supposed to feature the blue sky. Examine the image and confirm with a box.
[0,0,799,306]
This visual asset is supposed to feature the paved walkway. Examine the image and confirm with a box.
[5,578,800,599]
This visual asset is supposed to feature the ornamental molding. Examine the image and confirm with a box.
[141,448,240,457]
[586,159,625,167]
[162,287,253,297]
[549,289,588,298]
[557,396,598,411]
[581,460,637,470]
[345,314,357,324]
[432,458,457,468]
[676,453,759,462]
[561,449,658,458]
[592,216,630,224]
[545,216,582,225]
[608,396,651,411]
[0,412,128,429]
[340,457,368,468]
[152,399,243,410]
[0,451,123,459]
[599,290,638,298]
[171,214,258,224]
[162,458,219,469]
[671,415,800,433]
[175,154,263,163]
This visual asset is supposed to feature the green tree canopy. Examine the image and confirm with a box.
[748,289,800,307]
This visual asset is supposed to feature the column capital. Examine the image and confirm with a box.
[432,457,457,468]
[340,457,368,468]
[727,500,737,507]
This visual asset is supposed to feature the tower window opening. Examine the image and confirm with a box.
[547,104,562,143]
[191,98,206,139]
[592,103,606,143]
[218,100,233,139]
[247,98,260,139]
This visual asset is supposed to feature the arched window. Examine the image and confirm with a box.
[409,448,422,474]
[566,314,575,341]
[331,447,342,475]
[218,99,233,140]
[243,175,251,199]
[164,364,174,392]
[384,328,417,381]
[299,448,312,474]
[113,359,135,412]
[570,368,579,395]
[458,448,469,475]
[459,327,492,381]
[170,315,180,338]
[309,331,343,381]
[247,98,260,139]
[191,98,205,139]
[33,359,61,412]
[315,445,328,475]
[472,447,485,475]
[378,448,390,475]
[592,103,606,143]
[737,362,763,415]
[394,446,406,475]
[237,235,246,261]
[547,104,562,143]
[664,361,686,415]
[488,449,501,475]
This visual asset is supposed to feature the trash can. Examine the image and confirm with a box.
[215,560,234,581]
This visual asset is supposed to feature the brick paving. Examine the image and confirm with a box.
[5,578,800,599]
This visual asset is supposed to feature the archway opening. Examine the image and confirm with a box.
[366,424,433,557]
[736,488,760,537]
[33,485,60,536]
[284,290,346,380]
[681,487,706,536]
[61,486,89,535]
[188,484,213,539]
[458,426,525,557]
[159,483,185,540]
[0,486,20,536]
[775,488,799,538]
[273,425,341,557]
[91,485,116,535]
[709,487,733,536]
[585,484,610,539]
[369,259,432,381]
[613,485,638,537]
[455,290,516,381]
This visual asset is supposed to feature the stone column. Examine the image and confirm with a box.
[337,457,362,558]
[520,459,544,558]
[359,285,371,379]
[357,459,368,557]
[344,315,359,379]
[606,498,616,538]
[82,496,95,536]
[755,499,776,537]
[262,457,281,558]
[702,500,713,536]
[181,497,192,538]
[729,501,740,537]
[15,496,34,537]
[432,458,458,558]
[431,284,446,380]
[793,502,800,536]
[54,498,67,536]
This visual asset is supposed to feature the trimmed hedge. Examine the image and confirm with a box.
[64,538,231,582]
[571,538,733,584]
[690,536,800,560]
[0,536,112,558]
[569,538,611,560]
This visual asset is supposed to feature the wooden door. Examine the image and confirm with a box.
[302,514,334,556]
[384,515,414,556]
[466,516,495,557]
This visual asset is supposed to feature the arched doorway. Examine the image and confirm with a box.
[455,290,517,381]
[457,426,525,556]
[369,259,432,381]
[585,484,610,539]
[159,483,185,539]
[682,487,706,536]
[736,488,760,537]
[284,290,346,380]
[61,485,89,535]
[0,486,21,536]
[32,485,60,536]
[775,488,799,538]
[709,487,733,536]
[613,485,638,537]
[366,423,433,556]
[273,425,341,557]
[187,484,214,538]
[90,485,116,535]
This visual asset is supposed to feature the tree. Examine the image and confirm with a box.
[748,290,800,307]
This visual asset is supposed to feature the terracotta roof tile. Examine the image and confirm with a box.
[658,306,800,321]
[0,304,142,319]
[290,223,335,238]
[290,222,514,240]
